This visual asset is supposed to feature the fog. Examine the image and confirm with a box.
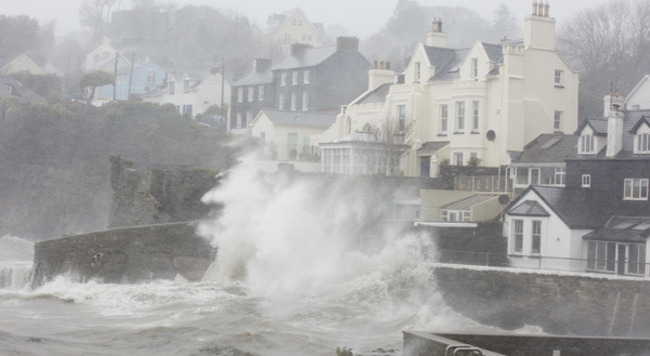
[3,0,603,38]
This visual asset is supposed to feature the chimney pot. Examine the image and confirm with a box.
[532,1,538,16]
[544,2,550,17]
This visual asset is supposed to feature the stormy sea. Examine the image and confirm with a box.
[0,158,488,356]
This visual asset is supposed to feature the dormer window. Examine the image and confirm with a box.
[636,132,650,153]
[579,134,595,154]
[415,62,421,81]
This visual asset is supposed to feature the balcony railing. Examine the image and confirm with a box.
[435,249,650,278]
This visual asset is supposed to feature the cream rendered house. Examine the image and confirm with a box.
[266,8,325,55]
[322,2,578,177]
[1,53,47,75]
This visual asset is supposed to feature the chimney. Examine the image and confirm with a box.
[606,92,626,157]
[368,59,395,91]
[524,1,556,50]
[336,36,359,51]
[291,43,312,57]
[426,18,448,47]
[253,58,271,73]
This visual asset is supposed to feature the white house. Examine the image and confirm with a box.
[266,8,325,55]
[320,2,578,178]
[250,109,335,165]
[1,53,47,75]
[142,68,231,118]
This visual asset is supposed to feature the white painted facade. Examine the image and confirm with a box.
[142,71,230,118]
[266,8,324,55]
[626,75,650,111]
[321,5,578,177]
[1,54,47,75]
[505,188,589,270]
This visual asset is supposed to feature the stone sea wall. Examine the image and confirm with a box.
[434,265,650,337]
[32,222,215,287]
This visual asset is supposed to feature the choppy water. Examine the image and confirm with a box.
[0,159,491,355]
[0,235,482,356]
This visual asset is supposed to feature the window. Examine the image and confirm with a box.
[169,81,175,95]
[182,105,193,117]
[236,113,242,128]
[281,72,287,86]
[472,101,479,131]
[302,91,309,111]
[287,132,298,160]
[586,241,616,272]
[304,70,310,84]
[147,71,156,84]
[441,210,470,222]
[415,61,421,81]
[554,69,564,87]
[397,104,406,131]
[284,34,291,44]
[554,167,566,185]
[554,111,562,131]
[455,101,465,132]
[513,219,523,253]
[624,178,649,200]
[532,221,541,254]
[291,92,297,111]
[292,71,298,85]
[279,93,285,110]
[247,87,253,102]
[440,104,448,133]
[237,88,243,103]
[471,57,478,79]
[582,174,591,188]
[579,134,595,154]
[246,111,252,127]
[454,152,464,166]
[636,132,650,153]
[183,80,190,91]
[259,85,265,101]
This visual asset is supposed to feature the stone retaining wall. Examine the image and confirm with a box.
[32,222,215,287]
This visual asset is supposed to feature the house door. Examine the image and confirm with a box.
[617,244,627,275]
[420,156,430,177]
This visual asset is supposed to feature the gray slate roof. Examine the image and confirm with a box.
[508,200,550,217]
[234,70,273,86]
[441,194,498,210]
[513,133,578,164]
[424,42,504,82]
[355,83,391,104]
[261,109,335,128]
[583,216,650,243]
[417,141,450,155]
[510,185,650,230]
[271,45,336,70]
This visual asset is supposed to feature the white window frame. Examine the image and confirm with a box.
[258,85,265,101]
[278,93,285,110]
[513,219,524,254]
[624,178,649,200]
[554,110,563,131]
[302,91,309,111]
[304,70,310,84]
[455,101,465,132]
[635,132,650,153]
[281,72,287,86]
[453,152,464,166]
[554,69,564,87]
[247,87,253,102]
[554,167,566,186]
[532,220,541,254]
[292,71,298,85]
[237,88,243,103]
[291,92,297,111]
[582,174,591,188]
[147,71,156,84]
[440,104,448,133]
[472,100,479,131]
[415,61,421,81]
[579,134,595,154]
[471,57,478,79]
[397,104,406,132]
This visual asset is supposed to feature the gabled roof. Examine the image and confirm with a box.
[482,42,504,64]
[353,83,391,105]
[512,133,578,164]
[259,109,335,129]
[421,42,504,82]
[234,69,273,86]
[271,45,337,70]
[583,216,650,243]
[441,194,498,210]
[508,200,550,217]
[575,118,608,136]
[508,185,650,230]
[628,115,650,134]
[0,76,45,102]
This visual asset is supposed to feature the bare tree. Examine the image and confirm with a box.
[80,0,119,41]
[378,112,414,176]
[558,0,650,118]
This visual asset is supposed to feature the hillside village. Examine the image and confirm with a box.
[2,0,650,281]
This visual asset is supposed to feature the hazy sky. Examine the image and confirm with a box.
[1,0,604,38]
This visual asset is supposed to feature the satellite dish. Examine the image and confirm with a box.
[498,194,510,205]
[486,130,496,141]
